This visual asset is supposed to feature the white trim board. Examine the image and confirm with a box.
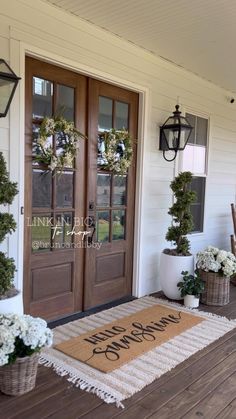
[10,39,150,298]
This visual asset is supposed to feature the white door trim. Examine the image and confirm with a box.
[9,39,150,299]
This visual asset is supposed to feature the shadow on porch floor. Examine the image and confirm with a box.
[1,286,236,418]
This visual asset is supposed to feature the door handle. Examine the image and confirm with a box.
[87,225,96,245]
[86,216,97,245]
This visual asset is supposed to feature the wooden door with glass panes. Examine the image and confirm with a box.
[24,57,86,320]
[24,58,138,319]
[84,79,138,309]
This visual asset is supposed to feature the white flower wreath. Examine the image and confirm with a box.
[33,116,85,172]
[98,128,133,174]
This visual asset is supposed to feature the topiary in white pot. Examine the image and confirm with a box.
[160,172,196,300]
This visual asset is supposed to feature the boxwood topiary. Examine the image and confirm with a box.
[0,152,18,297]
[165,171,196,256]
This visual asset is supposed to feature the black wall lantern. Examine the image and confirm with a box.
[159,105,193,162]
[0,59,21,118]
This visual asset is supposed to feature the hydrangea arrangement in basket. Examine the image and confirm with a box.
[196,246,236,306]
[0,313,53,395]
[196,246,236,277]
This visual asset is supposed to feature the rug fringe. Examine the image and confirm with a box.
[38,355,124,409]
[39,296,236,409]
[147,296,236,323]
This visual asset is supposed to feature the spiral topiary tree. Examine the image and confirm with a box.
[0,152,18,297]
[165,171,196,256]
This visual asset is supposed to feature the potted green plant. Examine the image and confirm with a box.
[0,152,22,314]
[159,171,196,299]
[177,270,204,308]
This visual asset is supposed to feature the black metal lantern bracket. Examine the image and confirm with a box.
[159,105,193,162]
[0,59,21,118]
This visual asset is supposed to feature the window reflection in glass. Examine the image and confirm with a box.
[98,97,113,131]
[112,210,125,240]
[31,215,52,252]
[97,211,110,242]
[56,171,73,208]
[53,213,73,249]
[32,124,53,160]
[56,85,74,122]
[113,175,127,206]
[32,125,40,157]
[97,174,111,207]
[182,144,206,174]
[97,134,108,166]
[33,77,53,119]
[115,101,129,130]
[32,169,52,208]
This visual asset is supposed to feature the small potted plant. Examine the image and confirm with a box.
[159,171,196,299]
[0,313,53,396]
[0,152,22,314]
[196,246,236,305]
[177,270,205,308]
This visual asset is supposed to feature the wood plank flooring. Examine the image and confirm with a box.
[1,286,236,419]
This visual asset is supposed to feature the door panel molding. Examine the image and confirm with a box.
[24,57,87,320]
[84,79,138,309]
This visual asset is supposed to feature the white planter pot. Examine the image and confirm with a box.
[0,292,24,315]
[159,252,194,300]
[184,294,199,308]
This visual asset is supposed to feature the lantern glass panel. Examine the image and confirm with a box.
[0,79,15,115]
[179,128,189,149]
[0,61,12,74]
[163,126,191,150]
[166,128,179,150]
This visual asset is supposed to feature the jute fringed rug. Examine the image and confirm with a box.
[39,297,236,408]
[55,304,203,372]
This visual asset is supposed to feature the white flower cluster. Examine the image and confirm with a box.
[197,245,236,277]
[0,314,53,367]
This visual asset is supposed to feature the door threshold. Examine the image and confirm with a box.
[48,295,136,329]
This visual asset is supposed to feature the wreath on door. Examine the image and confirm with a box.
[98,128,133,174]
[33,116,85,172]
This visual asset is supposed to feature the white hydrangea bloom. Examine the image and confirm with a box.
[0,313,53,367]
[197,246,236,277]
[216,250,228,263]
[205,246,219,255]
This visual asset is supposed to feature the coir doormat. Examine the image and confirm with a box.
[40,297,236,407]
[55,304,203,372]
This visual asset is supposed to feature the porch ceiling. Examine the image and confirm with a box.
[44,0,236,93]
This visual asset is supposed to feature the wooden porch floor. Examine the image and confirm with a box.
[1,287,236,419]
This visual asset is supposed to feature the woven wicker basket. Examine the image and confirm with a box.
[0,353,39,396]
[199,270,230,306]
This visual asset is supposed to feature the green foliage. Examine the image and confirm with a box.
[0,152,18,296]
[0,213,17,242]
[7,336,41,365]
[0,252,16,295]
[177,270,205,297]
[166,171,196,255]
[0,153,18,205]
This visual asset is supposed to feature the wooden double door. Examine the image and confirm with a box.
[24,57,138,321]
